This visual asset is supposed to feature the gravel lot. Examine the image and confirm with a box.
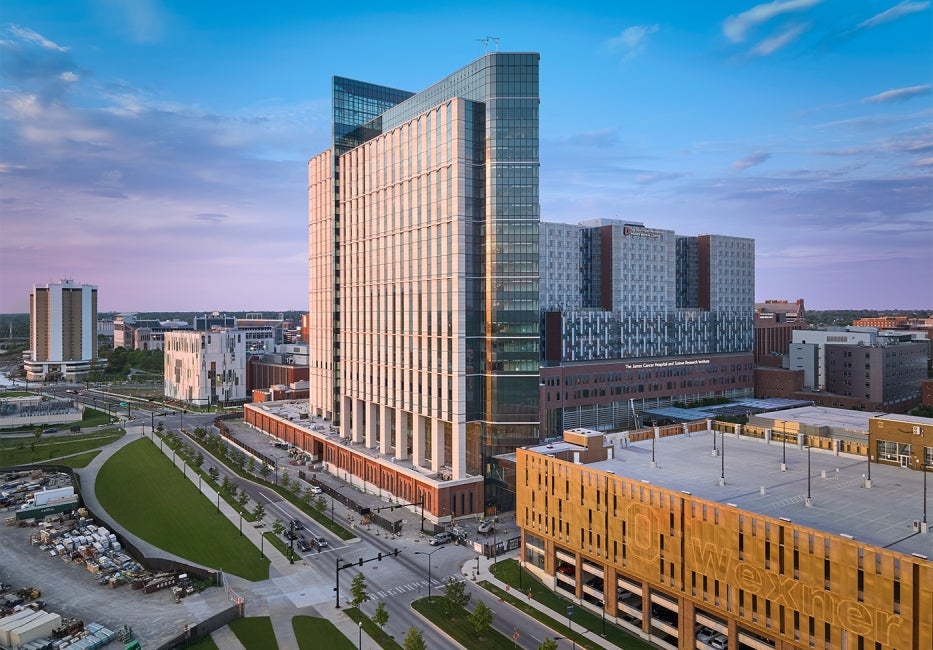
[0,513,231,647]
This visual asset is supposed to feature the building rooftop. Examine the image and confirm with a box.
[556,430,933,558]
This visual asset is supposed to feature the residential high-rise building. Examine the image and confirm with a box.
[26,280,98,381]
[307,52,541,509]
[539,220,755,434]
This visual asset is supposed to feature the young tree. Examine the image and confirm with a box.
[194,451,204,468]
[402,627,426,650]
[315,495,327,512]
[220,476,233,496]
[208,466,219,482]
[272,519,285,537]
[538,640,559,650]
[248,457,257,475]
[237,490,249,510]
[468,600,493,639]
[442,577,471,618]
[350,572,368,607]
[373,601,389,630]
[252,503,266,522]
[260,463,272,481]
[280,474,292,492]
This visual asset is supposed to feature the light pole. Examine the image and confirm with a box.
[720,431,725,484]
[781,423,787,472]
[806,446,813,508]
[358,620,362,650]
[415,547,443,602]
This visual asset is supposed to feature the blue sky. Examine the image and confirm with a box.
[1,0,931,313]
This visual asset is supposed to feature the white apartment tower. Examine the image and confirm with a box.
[26,280,98,381]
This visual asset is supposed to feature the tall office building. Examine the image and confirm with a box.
[308,53,541,501]
[26,280,98,381]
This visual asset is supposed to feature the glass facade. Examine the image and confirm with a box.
[309,54,541,505]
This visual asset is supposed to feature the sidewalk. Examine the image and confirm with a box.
[462,552,631,650]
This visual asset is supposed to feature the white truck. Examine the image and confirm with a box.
[23,486,76,508]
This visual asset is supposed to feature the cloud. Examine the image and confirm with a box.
[194,213,228,223]
[915,157,933,167]
[0,25,78,101]
[634,171,687,186]
[732,152,772,171]
[861,85,933,104]
[748,23,810,56]
[96,0,171,44]
[564,129,622,149]
[608,24,659,62]
[722,0,822,43]
[855,1,930,31]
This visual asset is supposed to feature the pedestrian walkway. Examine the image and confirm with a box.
[462,553,634,650]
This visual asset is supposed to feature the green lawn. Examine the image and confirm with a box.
[293,615,357,650]
[0,429,123,466]
[185,634,219,650]
[344,607,402,650]
[412,597,516,649]
[488,560,654,650]
[41,450,101,468]
[96,437,269,581]
[229,617,277,649]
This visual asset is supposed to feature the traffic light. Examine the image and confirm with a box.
[358,558,363,566]
[393,549,400,557]
[378,552,382,561]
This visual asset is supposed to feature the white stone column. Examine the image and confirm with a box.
[451,421,466,479]
[341,395,352,440]
[365,402,377,449]
[431,418,445,472]
[395,408,407,461]
[352,398,364,444]
[380,404,392,456]
[412,414,426,469]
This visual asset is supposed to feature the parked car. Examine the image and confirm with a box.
[289,517,304,530]
[477,519,495,534]
[696,627,716,644]
[429,531,454,546]
[709,633,729,649]
[309,485,323,494]
[41,428,58,434]
[556,564,575,575]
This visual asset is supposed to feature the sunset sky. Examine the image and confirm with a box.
[1,0,931,313]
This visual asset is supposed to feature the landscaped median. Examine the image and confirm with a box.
[486,560,654,650]
[95,437,270,581]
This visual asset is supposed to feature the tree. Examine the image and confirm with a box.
[208,466,219,482]
[280,473,292,492]
[441,577,471,618]
[236,490,249,509]
[194,451,204,468]
[156,421,164,434]
[350,572,368,607]
[315,495,327,512]
[272,519,285,537]
[248,457,257,475]
[221,476,233,496]
[402,627,426,650]
[538,640,559,650]
[252,503,266,521]
[468,601,493,639]
[373,601,389,630]
[260,463,271,480]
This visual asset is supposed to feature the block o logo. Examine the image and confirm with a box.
[623,500,661,564]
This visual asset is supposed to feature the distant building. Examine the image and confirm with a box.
[540,220,755,434]
[246,343,310,392]
[754,299,806,365]
[26,280,98,381]
[852,315,909,328]
[163,329,247,406]
[113,313,191,351]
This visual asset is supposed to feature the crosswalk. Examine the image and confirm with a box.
[370,573,462,600]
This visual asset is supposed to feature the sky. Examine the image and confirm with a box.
[1,0,931,314]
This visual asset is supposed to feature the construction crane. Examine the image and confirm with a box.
[477,36,500,53]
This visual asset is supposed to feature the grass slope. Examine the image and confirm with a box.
[229,617,278,649]
[96,437,269,581]
[293,615,357,650]
[0,430,123,466]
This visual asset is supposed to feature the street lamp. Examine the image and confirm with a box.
[781,423,787,472]
[720,431,725,484]
[806,446,813,508]
[358,620,362,650]
[415,547,444,602]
